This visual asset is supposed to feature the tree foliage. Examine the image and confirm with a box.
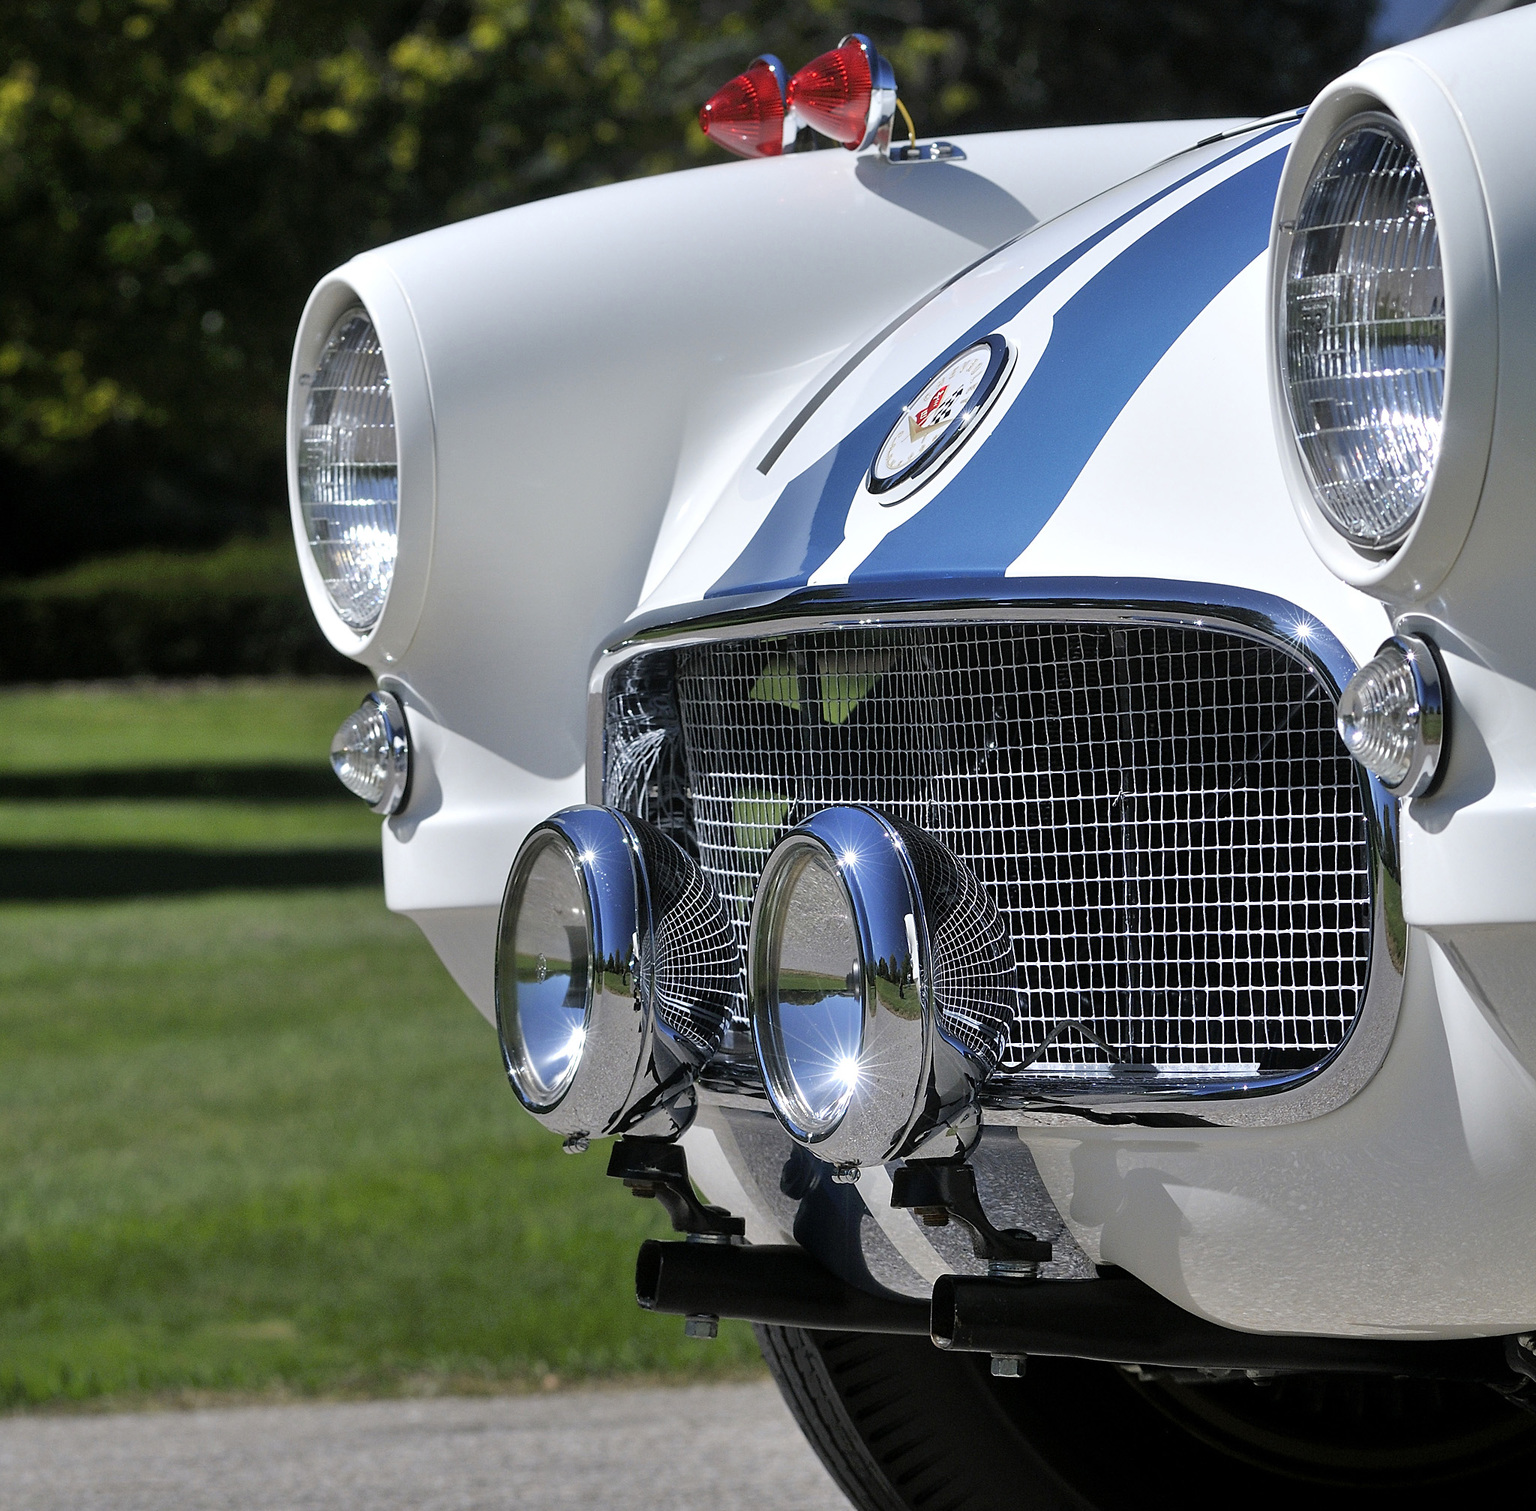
[0,0,1374,577]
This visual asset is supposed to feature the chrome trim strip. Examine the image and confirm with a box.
[588,579,1404,1130]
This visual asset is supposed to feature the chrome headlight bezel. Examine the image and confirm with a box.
[1268,63,1498,599]
[287,264,436,663]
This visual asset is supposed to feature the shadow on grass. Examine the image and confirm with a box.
[0,765,346,801]
[0,846,382,900]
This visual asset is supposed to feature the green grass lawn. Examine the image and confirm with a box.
[0,682,760,1408]
[0,800,379,848]
[0,679,372,773]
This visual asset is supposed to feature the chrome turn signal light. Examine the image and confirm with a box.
[330,689,410,814]
[748,806,1015,1169]
[495,806,739,1141]
[1336,633,1446,798]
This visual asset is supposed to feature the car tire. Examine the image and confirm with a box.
[755,1324,1536,1508]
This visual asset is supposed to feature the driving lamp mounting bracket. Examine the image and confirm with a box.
[890,1161,1051,1271]
[608,1138,745,1242]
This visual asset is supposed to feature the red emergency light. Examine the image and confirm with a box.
[699,55,792,159]
[788,34,896,152]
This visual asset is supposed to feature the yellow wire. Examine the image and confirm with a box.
[895,98,917,154]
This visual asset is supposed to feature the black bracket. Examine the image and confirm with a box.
[890,1162,1051,1268]
[608,1138,745,1241]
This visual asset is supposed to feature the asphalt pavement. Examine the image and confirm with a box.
[0,1382,852,1511]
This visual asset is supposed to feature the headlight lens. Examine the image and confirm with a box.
[502,830,593,1108]
[753,840,865,1138]
[298,307,399,631]
[1281,114,1444,550]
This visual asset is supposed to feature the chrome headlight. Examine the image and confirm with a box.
[1336,633,1445,798]
[495,806,738,1140]
[749,806,1014,1169]
[330,690,410,815]
[1279,114,1444,552]
[297,306,399,631]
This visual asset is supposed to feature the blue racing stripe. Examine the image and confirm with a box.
[706,130,1289,600]
[854,150,1284,581]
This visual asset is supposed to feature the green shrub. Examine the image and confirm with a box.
[0,538,352,681]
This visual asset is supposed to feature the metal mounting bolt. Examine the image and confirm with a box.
[561,1133,590,1155]
[988,1258,1040,1281]
[684,1314,720,1341]
[830,1163,861,1185]
[990,1354,1024,1378]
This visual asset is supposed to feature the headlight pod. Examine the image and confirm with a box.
[287,266,435,661]
[1280,114,1443,551]
[749,806,1015,1168]
[495,806,738,1140]
[1270,61,1499,598]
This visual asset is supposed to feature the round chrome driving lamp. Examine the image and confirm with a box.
[748,806,1015,1168]
[496,806,738,1141]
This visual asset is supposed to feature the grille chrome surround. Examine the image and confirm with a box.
[591,585,1404,1127]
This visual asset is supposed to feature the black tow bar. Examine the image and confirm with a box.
[933,1269,1510,1382]
[636,1239,930,1336]
[612,1138,1515,1384]
[634,1236,1510,1381]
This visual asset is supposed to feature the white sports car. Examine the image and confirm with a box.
[291,8,1536,1501]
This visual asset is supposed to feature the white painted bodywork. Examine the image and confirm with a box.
[287,8,1536,1343]
[287,118,1236,1009]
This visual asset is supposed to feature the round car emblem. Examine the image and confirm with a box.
[869,335,1011,497]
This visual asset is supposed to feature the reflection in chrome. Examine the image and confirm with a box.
[751,806,1013,1166]
[495,805,738,1140]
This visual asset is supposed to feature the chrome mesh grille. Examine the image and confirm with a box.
[604,620,1373,1078]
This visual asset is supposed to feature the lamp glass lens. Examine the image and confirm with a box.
[765,846,863,1135]
[1283,116,1444,549]
[503,834,591,1104]
[330,699,393,806]
[1336,642,1419,788]
[298,307,399,630]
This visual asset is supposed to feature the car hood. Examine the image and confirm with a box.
[632,118,1391,667]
